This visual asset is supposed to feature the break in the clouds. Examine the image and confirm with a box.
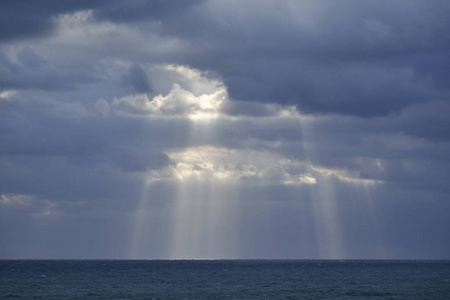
[1,0,450,259]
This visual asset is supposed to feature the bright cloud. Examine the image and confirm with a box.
[112,84,226,119]
[148,146,378,186]
[0,90,17,100]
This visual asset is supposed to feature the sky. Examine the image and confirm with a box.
[1,0,450,259]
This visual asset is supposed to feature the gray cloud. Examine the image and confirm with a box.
[92,0,203,23]
[153,0,450,116]
[0,48,101,91]
[122,64,153,94]
[1,0,449,259]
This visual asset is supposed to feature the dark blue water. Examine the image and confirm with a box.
[1,260,449,299]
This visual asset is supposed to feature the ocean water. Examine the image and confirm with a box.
[1,260,449,299]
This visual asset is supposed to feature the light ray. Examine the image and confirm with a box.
[298,113,346,258]
[360,181,388,258]
[299,113,385,258]
[129,64,386,259]
[129,176,153,259]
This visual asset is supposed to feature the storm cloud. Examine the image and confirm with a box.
[1,0,449,259]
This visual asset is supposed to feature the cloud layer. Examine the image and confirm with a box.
[1,0,449,259]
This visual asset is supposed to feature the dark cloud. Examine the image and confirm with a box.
[0,0,202,42]
[92,0,203,23]
[152,0,450,116]
[0,48,101,91]
[0,0,96,41]
[4,0,448,116]
[122,64,152,94]
[0,1,56,41]
[1,0,450,259]
[396,101,450,142]
[221,62,437,116]
[109,149,169,172]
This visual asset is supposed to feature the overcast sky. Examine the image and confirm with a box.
[1,0,450,259]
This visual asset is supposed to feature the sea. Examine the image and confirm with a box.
[1,260,449,299]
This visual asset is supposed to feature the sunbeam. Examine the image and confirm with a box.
[127,64,388,260]
[297,113,343,258]
[359,181,388,258]
[129,177,153,259]
[2,0,450,268]
[298,112,385,259]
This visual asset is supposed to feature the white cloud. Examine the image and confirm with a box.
[147,145,376,186]
[45,9,186,64]
[0,194,58,217]
[112,83,226,120]
[109,64,230,120]
[1,193,33,206]
[158,64,224,96]
[0,90,17,101]
[297,175,317,185]
[308,164,382,185]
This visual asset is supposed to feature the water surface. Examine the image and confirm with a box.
[1,260,449,299]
